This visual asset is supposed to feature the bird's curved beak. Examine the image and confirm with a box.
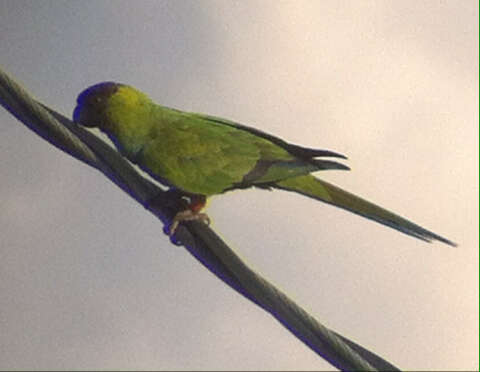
[73,103,96,128]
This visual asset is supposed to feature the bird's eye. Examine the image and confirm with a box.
[96,97,102,103]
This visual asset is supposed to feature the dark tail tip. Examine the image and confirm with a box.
[313,149,348,159]
[314,159,350,171]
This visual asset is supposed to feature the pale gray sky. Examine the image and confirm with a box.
[0,1,478,370]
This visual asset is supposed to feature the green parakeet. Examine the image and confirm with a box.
[73,82,455,246]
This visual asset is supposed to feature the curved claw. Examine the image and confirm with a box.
[168,210,211,236]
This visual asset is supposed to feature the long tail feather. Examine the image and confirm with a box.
[274,175,456,246]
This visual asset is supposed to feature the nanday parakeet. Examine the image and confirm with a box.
[73,82,455,246]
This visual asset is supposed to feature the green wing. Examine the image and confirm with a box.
[192,113,348,160]
[135,109,348,195]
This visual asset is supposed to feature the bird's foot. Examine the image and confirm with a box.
[169,209,210,235]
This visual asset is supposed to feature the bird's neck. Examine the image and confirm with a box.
[103,100,156,161]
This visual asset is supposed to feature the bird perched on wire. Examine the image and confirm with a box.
[73,82,455,246]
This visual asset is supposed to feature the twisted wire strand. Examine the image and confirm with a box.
[0,66,401,371]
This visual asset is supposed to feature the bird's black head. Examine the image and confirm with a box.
[73,81,123,128]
